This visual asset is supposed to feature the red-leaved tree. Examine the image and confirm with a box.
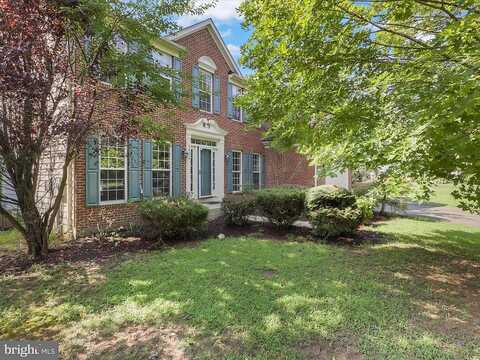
[0,0,205,259]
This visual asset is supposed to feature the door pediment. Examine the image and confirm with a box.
[185,118,228,138]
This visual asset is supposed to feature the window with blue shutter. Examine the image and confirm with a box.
[143,140,153,199]
[261,154,266,188]
[192,64,200,108]
[173,57,182,101]
[226,151,233,193]
[85,137,99,206]
[213,74,220,114]
[242,152,252,191]
[128,139,141,202]
[172,144,182,197]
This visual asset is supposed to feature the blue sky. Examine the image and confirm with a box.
[177,0,253,75]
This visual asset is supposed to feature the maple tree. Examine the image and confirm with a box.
[240,0,480,211]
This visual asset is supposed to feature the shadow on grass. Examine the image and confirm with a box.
[1,231,479,359]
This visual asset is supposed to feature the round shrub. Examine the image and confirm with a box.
[308,207,362,240]
[138,197,208,241]
[256,187,306,227]
[306,185,357,211]
[222,193,256,226]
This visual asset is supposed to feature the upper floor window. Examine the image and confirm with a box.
[152,142,171,197]
[199,68,213,113]
[231,84,243,122]
[99,138,127,203]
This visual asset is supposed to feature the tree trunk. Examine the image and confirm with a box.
[22,205,49,260]
[24,222,49,260]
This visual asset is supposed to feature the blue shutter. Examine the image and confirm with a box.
[172,144,182,197]
[213,74,221,114]
[227,83,233,118]
[242,152,251,192]
[128,139,141,202]
[226,151,233,193]
[192,64,200,109]
[260,154,266,188]
[173,57,182,101]
[143,140,153,199]
[85,137,99,206]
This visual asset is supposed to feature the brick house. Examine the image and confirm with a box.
[47,19,349,237]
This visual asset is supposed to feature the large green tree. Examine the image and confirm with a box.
[239,0,480,211]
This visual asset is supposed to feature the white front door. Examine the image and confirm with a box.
[185,118,227,200]
[189,143,216,199]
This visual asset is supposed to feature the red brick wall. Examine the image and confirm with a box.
[74,28,314,235]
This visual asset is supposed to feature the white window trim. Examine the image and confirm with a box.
[99,139,128,205]
[152,142,172,198]
[199,67,213,114]
[232,150,242,193]
[252,153,261,189]
[155,52,174,90]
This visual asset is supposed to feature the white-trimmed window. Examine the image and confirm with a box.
[231,84,243,121]
[152,51,173,87]
[232,151,242,192]
[99,139,127,203]
[252,153,261,189]
[199,68,213,113]
[152,142,171,197]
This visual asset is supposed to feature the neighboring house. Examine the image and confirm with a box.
[42,19,350,237]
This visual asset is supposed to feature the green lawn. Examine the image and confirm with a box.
[427,183,460,208]
[1,218,479,359]
[0,228,22,253]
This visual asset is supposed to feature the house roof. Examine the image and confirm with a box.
[167,18,243,76]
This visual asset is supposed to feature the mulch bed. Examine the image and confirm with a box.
[0,236,156,275]
[0,217,388,275]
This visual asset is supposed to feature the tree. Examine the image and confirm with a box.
[239,0,480,211]
[0,0,206,259]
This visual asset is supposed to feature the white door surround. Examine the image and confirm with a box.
[185,118,227,200]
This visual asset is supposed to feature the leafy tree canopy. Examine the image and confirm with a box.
[239,0,480,211]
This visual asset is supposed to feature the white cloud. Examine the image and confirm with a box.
[227,44,241,58]
[177,0,243,27]
[221,28,232,38]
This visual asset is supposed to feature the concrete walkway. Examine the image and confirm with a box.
[401,202,480,228]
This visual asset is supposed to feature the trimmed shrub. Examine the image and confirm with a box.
[138,197,208,241]
[309,207,362,240]
[306,185,356,211]
[222,193,256,226]
[256,187,306,227]
[306,185,362,240]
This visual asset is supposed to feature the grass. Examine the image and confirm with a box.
[0,228,22,253]
[427,183,460,208]
[1,218,479,359]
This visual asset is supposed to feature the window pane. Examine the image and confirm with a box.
[232,84,243,121]
[199,69,212,112]
[99,140,126,202]
[152,142,171,196]
[153,170,170,197]
[252,154,260,172]
[253,173,260,190]
[231,151,242,192]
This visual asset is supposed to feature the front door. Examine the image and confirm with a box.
[200,148,212,197]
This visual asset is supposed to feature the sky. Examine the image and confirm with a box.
[177,0,253,75]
